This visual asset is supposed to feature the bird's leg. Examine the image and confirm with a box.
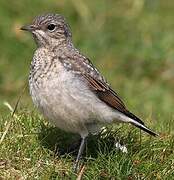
[73,136,87,172]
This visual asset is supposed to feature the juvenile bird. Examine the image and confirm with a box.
[21,13,157,172]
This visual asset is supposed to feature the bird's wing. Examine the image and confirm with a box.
[59,53,144,125]
[83,74,126,113]
[83,73,145,125]
[58,53,158,136]
[83,72,159,136]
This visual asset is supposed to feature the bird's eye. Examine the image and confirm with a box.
[47,24,56,31]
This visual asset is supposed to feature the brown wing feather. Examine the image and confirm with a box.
[84,75,126,112]
[83,74,145,125]
[59,53,145,126]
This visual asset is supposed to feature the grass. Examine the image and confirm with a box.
[0,0,174,179]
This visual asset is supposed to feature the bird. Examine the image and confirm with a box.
[21,13,158,172]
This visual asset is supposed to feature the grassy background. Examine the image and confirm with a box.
[0,0,174,179]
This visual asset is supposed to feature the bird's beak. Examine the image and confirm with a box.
[20,25,37,32]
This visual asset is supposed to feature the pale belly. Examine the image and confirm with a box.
[29,71,126,137]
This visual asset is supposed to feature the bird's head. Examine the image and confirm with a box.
[21,13,72,48]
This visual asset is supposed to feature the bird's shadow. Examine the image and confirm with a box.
[38,122,118,158]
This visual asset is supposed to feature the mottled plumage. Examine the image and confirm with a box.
[21,13,157,172]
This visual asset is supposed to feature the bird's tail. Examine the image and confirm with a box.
[127,113,158,136]
[122,110,158,136]
[131,121,158,136]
